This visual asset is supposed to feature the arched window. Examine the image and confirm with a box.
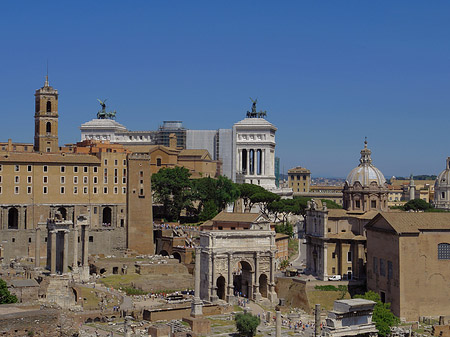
[438,243,450,260]
[46,122,51,134]
[46,101,51,112]
[156,158,162,167]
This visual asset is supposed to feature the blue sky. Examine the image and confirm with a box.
[1,1,450,178]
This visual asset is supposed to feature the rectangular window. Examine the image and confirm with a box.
[73,186,78,194]
[83,187,88,194]
[347,251,352,262]
[43,165,48,173]
[89,236,94,243]
[355,200,360,208]
[114,186,118,194]
[43,176,48,184]
[60,186,65,194]
[332,267,336,274]
[0,164,2,171]
[0,176,2,183]
[94,207,97,214]
[15,165,19,172]
[104,176,108,184]
[27,165,32,172]
[140,171,143,177]
[27,176,32,184]
[114,177,118,184]
[123,159,126,165]
[123,168,127,176]
[332,252,336,259]
[139,188,144,196]
[60,166,65,173]
[93,177,98,184]
[73,166,78,173]
[93,166,98,173]
[438,243,450,260]
[380,258,386,276]
[93,187,98,194]
[14,176,19,183]
[371,200,377,208]
[122,177,126,184]
[122,187,126,194]
[387,261,393,280]
[114,168,118,176]
[83,166,88,173]
[103,187,108,194]
[0,186,2,194]
[60,176,65,184]
[14,186,19,194]
[27,186,32,194]
[104,159,108,165]
[43,186,48,194]
[104,168,108,176]
[73,176,78,184]
[114,159,118,166]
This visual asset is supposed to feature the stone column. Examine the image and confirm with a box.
[191,247,203,317]
[261,150,266,175]
[50,230,57,275]
[227,252,234,303]
[246,149,250,175]
[210,253,218,302]
[276,311,281,337]
[72,224,79,272]
[63,230,69,274]
[253,252,261,301]
[268,251,277,303]
[35,227,41,268]
[314,304,321,337]
[239,149,242,172]
[82,225,89,267]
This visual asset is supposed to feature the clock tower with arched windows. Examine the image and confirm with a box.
[34,76,59,152]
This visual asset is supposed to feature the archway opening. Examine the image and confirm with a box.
[233,261,252,298]
[259,274,268,298]
[112,267,119,275]
[46,101,52,112]
[173,252,182,263]
[160,250,169,257]
[103,207,112,225]
[216,276,226,300]
[57,207,67,220]
[242,149,247,173]
[8,208,18,229]
[46,122,51,133]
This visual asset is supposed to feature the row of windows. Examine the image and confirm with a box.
[6,186,127,195]
[331,251,352,262]
[373,257,394,279]
[289,174,308,181]
[0,163,127,173]
[0,176,127,185]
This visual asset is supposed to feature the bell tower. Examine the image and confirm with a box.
[34,76,59,153]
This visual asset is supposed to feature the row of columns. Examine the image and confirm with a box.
[45,223,89,276]
[237,148,265,176]
[206,251,276,303]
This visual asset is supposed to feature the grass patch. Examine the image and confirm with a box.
[120,286,148,295]
[79,287,120,310]
[315,285,347,292]
[99,274,141,289]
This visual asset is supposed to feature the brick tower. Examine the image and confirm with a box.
[126,153,154,254]
[34,76,59,153]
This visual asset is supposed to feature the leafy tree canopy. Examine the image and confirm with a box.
[237,183,266,212]
[235,312,260,337]
[151,167,192,221]
[0,278,17,304]
[354,291,399,337]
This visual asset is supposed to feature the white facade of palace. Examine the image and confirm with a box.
[232,117,277,189]
[80,119,156,145]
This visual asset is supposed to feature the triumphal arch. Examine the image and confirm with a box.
[198,217,278,304]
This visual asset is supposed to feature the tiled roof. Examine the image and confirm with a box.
[367,212,450,234]
[212,211,261,223]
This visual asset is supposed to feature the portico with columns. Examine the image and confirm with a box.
[233,108,277,189]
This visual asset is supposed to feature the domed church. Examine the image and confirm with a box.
[343,139,389,212]
[434,157,450,210]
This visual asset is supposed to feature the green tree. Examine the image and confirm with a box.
[237,183,266,212]
[0,278,17,304]
[192,176,240,219]
[199,200,218,221]
[403,199,430,211]
[250,191,280,215]
[275,221,294,238]
[235,312,260,337]
[354,291,399,336]
[151,167,192,221]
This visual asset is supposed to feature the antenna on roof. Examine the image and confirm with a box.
[45,59,49,86]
